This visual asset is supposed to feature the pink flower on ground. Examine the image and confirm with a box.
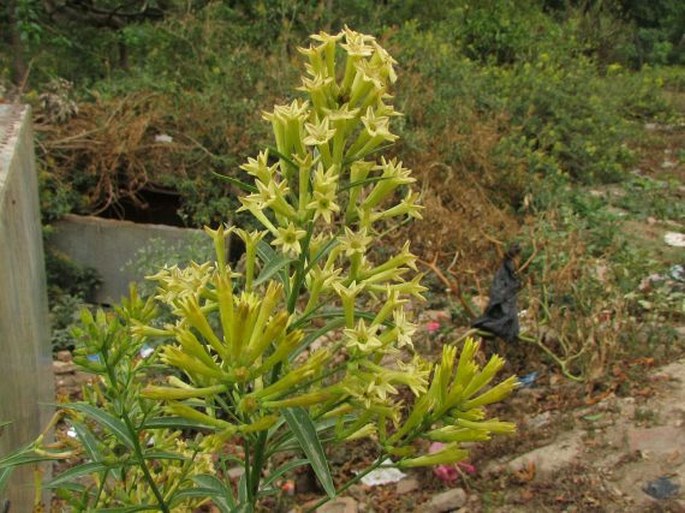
[280,480,295,495]
[434,463,459,483]
[429,442,476,484]
[425,321,441,333]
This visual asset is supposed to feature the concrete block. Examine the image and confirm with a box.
[47,214,214,304]
[0,105,54,511]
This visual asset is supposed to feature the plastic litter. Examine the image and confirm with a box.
[518,371,539,388]
[154,133,173,144]
[472,244,521,343]
[140,344,154,358]
[359,458,407,486]
[664,232,685,247]
[643,476,680,500]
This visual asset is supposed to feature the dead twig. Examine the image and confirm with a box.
[419,255,477,319]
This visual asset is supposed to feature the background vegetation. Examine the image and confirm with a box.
[1,0,683,382]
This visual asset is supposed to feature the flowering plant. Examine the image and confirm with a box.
[1,28,517,512]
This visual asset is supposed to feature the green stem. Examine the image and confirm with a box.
[249,431,269,501]
[99,346,170,512]
[287,220,315,314]
[122,414,170,513]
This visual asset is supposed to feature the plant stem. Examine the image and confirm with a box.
[248,430,269,502]
[122,414,170,513]
[287,221,314,314]
[102,343,169,512]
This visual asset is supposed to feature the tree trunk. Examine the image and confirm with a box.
[7,0,27,86]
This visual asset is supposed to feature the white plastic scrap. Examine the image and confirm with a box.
[66,427,77,438]
[664,232,685,247]
[140,344,154,358]
[154,133,173,144]
[359,458,407,486]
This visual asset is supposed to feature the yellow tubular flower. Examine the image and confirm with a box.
[272,222,307,256]
[343,319,383,354]
[141,383,227,401]
[178,296,228,361]
[398,443,470,468]
[310,30,343,77]
[160,346,225,381]
[307,189,340,223]
[166,402,234,430]
[244,282,286,364]
[234,228,267,291]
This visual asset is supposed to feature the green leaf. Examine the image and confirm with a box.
[142,416,217,431]
[0,443,58,468]
[50,481,88,493]
[237,471,250,511]
[289,317,346,361]
[282,408,336,498]
[262,458,308,488]
[254,252,295,286]
[339,175,391,192]
[72,421,102,462]
[191,474,236,513]
[212,171,258,193]
[67,403,135,450]
[256,240,291,294]
[0,466,12,493]
[343,143,394,165]
[142,451,188,461]
[273,417,339,453]
[304,237,339,274]
[93,506,158,512]
[44,461,110,488]
[267,146,298,171]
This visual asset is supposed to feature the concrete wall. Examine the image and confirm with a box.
[47,215,213,304]
[0,105,54,511]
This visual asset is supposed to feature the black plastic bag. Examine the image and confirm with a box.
[472,245,521,343]
[643,476,680,500]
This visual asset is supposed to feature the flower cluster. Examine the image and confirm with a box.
[138,26,515,478]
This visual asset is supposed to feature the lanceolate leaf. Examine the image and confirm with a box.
[0,466,12,493]
[254,252,295,286]
[44,461,110,489]
[304,237,339,274]
[339,175,391,192]
[211,171,258,193]
[191,474,236,513]
[142,416,217,431]
[261,458,308,488]
[72,421,101,461]
[256,240,291,294]
[141,451,188,461]
[67,403,135,450]
[0,443,59,468]
[282,408,336,498]
[92,506,158,512]
[289,317,346,361]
